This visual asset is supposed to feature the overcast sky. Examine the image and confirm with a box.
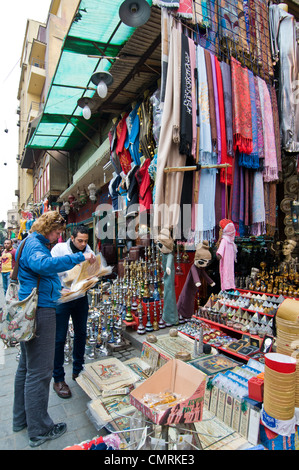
[0,1,51,223]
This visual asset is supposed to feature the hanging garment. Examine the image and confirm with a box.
[251,171,266,236]
[109,173,122,212]
[257,77,278,182]
[177,0,193,19]
[154,24,186,232]
[196,45,214,164]
[125,165,140,217]
[161,252,179,325]
[177,265,215,319]
[215,56,232,184]
[204,50,217,154]
[254,76,265,161]
[231,57,253,155]
[135,158,153,212]
[269,5,299,152]
[220,61,233,157]
[264,182,276,236]
[238,70,259,169]
[125,103,142,166]
[108,121,122,175]
[269,85,282,175]
[195,168,217,244]
[160,7,172,107]
[179,34,193,158]
[219,0,239,43]
[211,52,221,164]
[116,114,133,175]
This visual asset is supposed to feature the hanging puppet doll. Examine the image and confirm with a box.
[157,228,178,326]
[216,219,237,291]
[177,241,215,320]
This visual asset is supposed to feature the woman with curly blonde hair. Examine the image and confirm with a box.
[12,211,95,447]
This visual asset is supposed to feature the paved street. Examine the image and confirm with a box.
[0,278,140,450]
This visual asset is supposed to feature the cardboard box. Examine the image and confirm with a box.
[130,359,206,425]
[259,424,296,450]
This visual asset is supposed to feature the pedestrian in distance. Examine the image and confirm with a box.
[0,239,16,295]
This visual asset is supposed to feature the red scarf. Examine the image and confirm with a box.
[231,57,253,155]
[215,56,233,185]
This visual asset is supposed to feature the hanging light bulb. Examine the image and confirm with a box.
[77,97,92,120]
[82,104,91,120]
[97,80,108,98]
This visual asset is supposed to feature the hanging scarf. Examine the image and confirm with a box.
[189,37,197,158]
[179,33,193,157]
[237,0,249,54]
[211,53,221,164]
[270,85,282,175]
[177,0,193,19]
[239,70,259,169]
[195,169,217,244]
[254,76,264,160]
[220,61,233,156]
[153,0,180,7]
[215,56,233,184]
[160,8,172,107]
[204,50,217,154]
[196,45,214,164]
[257,77,278,182]
[264,182,276,236]
[220,0,239,42]
[231,57,253,155]
[251,171,266,235]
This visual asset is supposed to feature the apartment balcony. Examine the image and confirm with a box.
[27,57,46,96]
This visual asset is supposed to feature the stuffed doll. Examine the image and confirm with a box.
[157,228,178,326]
[216,219,237,291]
[177,241,215,319]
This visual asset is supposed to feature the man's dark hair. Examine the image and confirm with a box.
[72,225,89,238]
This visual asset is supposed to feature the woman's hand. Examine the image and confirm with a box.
[83,252,96,264]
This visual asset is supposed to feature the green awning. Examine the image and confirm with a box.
[27,0,152,151]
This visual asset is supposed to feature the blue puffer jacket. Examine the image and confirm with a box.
[17,232,85,308]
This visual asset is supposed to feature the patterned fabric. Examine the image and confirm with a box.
[251,171,266,235]
[0,282,38,345]
[231,57,253,155]
[257,77,278,182]
[177,0,193,18]
[238,70,259,169]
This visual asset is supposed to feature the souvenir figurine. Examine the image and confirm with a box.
[177,241,215,320]
[156,228,178,326]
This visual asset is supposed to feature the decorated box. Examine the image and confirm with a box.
[130,359,206,425]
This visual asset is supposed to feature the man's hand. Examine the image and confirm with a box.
[83,252,96,264]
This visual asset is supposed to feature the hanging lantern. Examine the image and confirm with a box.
[79,189,88,206]
[63,201,70,215]
[88,183,97,202]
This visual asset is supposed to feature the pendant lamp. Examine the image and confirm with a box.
[119,0,151,27]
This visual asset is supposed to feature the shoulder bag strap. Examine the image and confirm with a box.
[11,238,41,293]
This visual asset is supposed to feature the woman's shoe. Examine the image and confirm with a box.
[29,422,67,448]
